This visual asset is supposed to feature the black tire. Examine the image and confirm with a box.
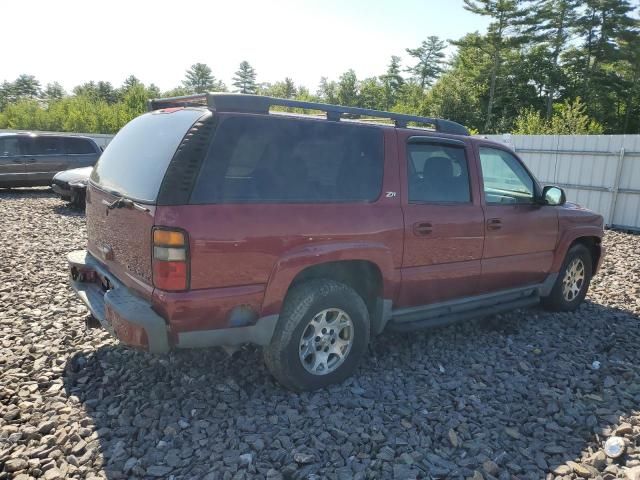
[70,188,86,210]
[542,244,592,312]
[264,279,370,391]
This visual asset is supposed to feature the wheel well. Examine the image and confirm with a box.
[570,236,602,273]
[288,260,383,326]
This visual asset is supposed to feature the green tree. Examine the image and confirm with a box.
[567,0,636,130]
[260,78,296,98]
[405,36,447,89]
[358,77,385,110]
[162,86,191,97]
[523,0,579,118]
[619,28,640,133]
[13,74,41,99]
[458,0,528,131]
[183,63,225,94]
[380,55,404,109]
[337,69,359,106]
[513,98,603,134]
[232,61,258,94]
[43,82,65,102]
[317,77,338,104]
[0,81,14,109]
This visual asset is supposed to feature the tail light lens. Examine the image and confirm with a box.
[152,228,189,291]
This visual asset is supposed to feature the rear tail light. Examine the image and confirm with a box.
[152,228,189,291]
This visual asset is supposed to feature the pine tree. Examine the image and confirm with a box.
[43,82,65,101]
[380,55,404,109]
[12,74,41,99]
[183,63,225,94]
[232,61,258,94]
[405,37,446,89]
[523,0,579,118]
[459,0,529,131]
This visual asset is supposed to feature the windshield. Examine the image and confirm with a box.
[90,109,205,202]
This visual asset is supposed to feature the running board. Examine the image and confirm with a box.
[387,285,544,332]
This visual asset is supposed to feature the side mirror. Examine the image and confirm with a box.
[542,185,566,206]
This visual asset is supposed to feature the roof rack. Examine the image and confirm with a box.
[148,93,470,136]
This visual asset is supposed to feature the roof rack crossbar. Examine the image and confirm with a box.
[148,93,470,136]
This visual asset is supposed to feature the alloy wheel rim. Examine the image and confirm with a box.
[562,258,585,302]
[298,308,354,375]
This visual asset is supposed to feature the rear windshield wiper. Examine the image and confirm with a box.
[103,196,150,212]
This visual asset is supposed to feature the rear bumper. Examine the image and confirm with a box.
[68,250,170,353]
[67,250,278,353]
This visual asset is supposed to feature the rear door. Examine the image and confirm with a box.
[63,137,100,168]
[398,134,485,307]
[0,136,25,186]
[476,143,558,291]
[23,136,67,183]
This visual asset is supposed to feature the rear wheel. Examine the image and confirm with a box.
[542,244,592,312]
[264,279,370,391]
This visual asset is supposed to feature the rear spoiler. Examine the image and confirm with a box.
[147,93,470,136]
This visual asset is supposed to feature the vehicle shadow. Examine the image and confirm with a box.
[52,203,85,217]
[0,186,53,197]
[63,300,640,479]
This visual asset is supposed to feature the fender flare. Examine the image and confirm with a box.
[260,241,399,329]
[551,226,603,273]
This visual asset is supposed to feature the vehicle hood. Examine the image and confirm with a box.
[53,166,93,183]
[558,201,604,229]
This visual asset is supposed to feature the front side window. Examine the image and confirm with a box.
[407,142,471,203]
[479,147,534,204]
[190,115,384,204]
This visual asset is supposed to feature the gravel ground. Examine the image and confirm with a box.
[1,189,640,480]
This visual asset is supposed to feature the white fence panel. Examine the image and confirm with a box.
[485,134,640,230]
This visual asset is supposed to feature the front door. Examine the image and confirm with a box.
[476,144,559,292]
[399,135,485,308]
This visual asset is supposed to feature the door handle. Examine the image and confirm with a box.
[487,218,502,231]
[413,222,433,236]
[26,158,37,163]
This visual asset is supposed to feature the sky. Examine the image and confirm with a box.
[2,0,489,94]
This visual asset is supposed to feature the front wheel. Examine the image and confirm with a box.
[264,279,370,391]
[542,244,593,312]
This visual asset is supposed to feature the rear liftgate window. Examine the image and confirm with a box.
[90,109,206,203]
[189,116,384,204]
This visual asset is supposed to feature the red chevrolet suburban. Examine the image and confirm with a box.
[68,93,604,391]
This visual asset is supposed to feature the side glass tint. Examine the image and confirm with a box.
[479,147,534,204]
[407,142,471,203]
[190,116,384,204]
[0,137,20,156]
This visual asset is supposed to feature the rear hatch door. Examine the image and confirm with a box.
[86,108,208,299]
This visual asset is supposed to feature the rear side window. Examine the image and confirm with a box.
[90,109,205,202]
[64,137,96,154]
[407,142,471,203]
[190,115,384,204]
[27,137,63,156]
[0,137,20,156]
